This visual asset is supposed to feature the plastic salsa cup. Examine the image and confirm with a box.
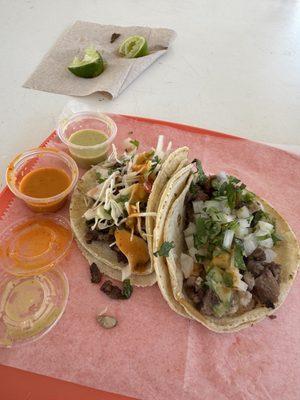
[57,109,117,168]
[0,215,72,347]
[6,147,79,213]
[0,266,69,348]
[0,215,73,276]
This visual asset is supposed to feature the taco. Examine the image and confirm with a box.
[158,160,299,331]
[70,136,188,286]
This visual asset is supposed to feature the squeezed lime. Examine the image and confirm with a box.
[68,47,104,78]
[119,35,148,58]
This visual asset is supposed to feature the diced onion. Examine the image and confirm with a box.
[188,247,198,260]
[181,253,194,278]
[243,234,258,256]
[236,206,250,219]
[257,220,274,233]
[259,238,274,248]
[184,222,196,237]
[185,235,195,249]
[217,171,227,182]
[239,291,252,307]
[235,227,249,239]
[192,200,204,214]
[264,248,276,262]
[223,230,234,250]
[238,218,250,228]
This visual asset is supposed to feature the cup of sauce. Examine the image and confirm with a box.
[57,107,117,168]
[6,148,79,212]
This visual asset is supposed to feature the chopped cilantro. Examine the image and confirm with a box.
[223,272,233,287]
[195,254,206,263]
[271,232,282,245]
[194,217,208,249]
[153,241,175,257]
[130,139,140,148]
[122,279,133,299]
[189,181,197,195]
[116,195,129,203]
[95,172,106,184]
[195,159,207,185]
[234,242,246,270]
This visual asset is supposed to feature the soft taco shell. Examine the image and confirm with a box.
[70,147,189,283]
[163,173,300,332]
[153,165,193,317]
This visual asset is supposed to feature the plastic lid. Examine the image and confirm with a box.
[0,267,69,347]
[0,215,73,276]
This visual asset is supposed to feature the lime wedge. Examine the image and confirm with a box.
[68,47,104,78]
[119,36,148,58]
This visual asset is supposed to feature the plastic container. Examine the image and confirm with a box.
[6,147,79,213]
[0,215,73,276]
[0,267,69,348]
[57,101,117,168]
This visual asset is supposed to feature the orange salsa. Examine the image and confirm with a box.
[19,167,71,212]
[0,217,73,274]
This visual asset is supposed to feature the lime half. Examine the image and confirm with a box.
[68,47,104,78]
[119,36,148,58]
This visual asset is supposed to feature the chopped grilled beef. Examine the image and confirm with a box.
[248,248,266,262]
[202,175,215,196]
[246,259,265,277]
[185,202,195,227]
[201,289,219,316]
[89,263,102,284]
[254,268,280,307]
[100,280,125,300]
[243,271,255,291]
[183,278,205,309]
[264,262,281,283]
[85,229,100,244]
[195,190,209,201]
[85,226,115,244]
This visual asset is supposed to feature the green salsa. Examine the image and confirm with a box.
[68,129,108,168]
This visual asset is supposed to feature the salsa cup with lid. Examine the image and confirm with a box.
[57,101,117,168]
[6,147,79,213]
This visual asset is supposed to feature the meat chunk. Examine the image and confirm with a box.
[85,229,100,244]
[264,262,281,283]
[248,248,266,262]
[254,268,280,307]
[184,280,205,306]
[185,203,195,225]
[201,289,219,316]
[243,271,255,291]
[246,259,265,277]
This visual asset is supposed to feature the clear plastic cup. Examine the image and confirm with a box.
[57,101,117,168]
[6,147,79,213]
[0,215,73,276]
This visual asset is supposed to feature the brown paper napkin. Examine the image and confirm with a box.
[23,21,176,98]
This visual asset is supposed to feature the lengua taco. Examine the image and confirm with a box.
[158,160,299,332]
[70,136,188,286]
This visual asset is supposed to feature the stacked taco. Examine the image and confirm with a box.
[153,159,299,332]
[70,136,188,286]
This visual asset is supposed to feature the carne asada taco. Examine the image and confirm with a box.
[160,160,299,331]
[70,136,188,285]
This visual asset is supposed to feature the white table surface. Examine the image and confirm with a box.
[1,0,300,188]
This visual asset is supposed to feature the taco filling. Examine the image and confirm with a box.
[83,136,172,275]
[179,160,283,318]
